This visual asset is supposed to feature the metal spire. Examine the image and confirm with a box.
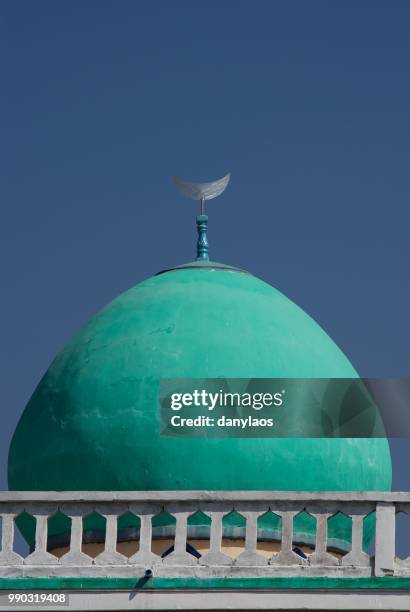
[172,173,230,261]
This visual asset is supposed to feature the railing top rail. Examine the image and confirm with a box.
[0,490,408,503]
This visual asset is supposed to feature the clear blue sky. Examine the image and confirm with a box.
[1,1,409,518]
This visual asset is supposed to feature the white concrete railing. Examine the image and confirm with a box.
[0,491,408,579]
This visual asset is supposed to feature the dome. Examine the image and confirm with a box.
[8,260,392,550]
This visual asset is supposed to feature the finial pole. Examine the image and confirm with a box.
[196,199,209,260]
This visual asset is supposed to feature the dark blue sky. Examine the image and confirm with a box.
[1,0,410,515]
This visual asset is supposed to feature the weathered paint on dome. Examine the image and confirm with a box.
[8,265,392,549]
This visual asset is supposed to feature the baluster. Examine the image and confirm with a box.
[0,510,23,565]
[200,511,231,566]
[375,502,396,576]
[25,508,56,565]
[163,509,197,565]
[60,506,92,566]
[60,516,89,565]
[309,509,339,566]
[128,505,160,566]
[270,509,303,565]
[342,506,370,567]
[394,504,410,572]
[235,511,267,566]
[95,511,127,565]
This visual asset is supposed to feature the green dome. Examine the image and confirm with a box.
[8,261,392,550]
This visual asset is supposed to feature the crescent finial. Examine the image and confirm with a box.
[172,173,230,203]
[172,173,231,261]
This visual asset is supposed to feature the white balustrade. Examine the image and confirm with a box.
[0,491,408,578]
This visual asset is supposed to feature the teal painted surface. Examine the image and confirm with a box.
[8,265,392,548]
[1,577,410,591]
[196,215,209,260]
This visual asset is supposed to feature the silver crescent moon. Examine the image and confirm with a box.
[173,173,230,201]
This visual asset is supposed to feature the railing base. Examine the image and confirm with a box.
[0,564,373,579]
